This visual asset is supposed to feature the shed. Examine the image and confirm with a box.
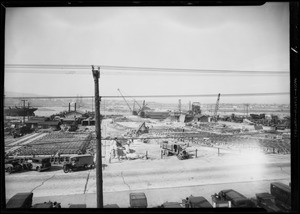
[195,115,211,123]
[81,117,95,126]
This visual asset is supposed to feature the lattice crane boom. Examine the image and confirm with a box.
[117,89,132,112]
[213,93,221,122]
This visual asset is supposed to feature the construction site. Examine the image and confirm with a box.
[4,92,291,210]
[3,3,294,210]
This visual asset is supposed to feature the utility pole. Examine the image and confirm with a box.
[92,65,103,208]
[178,99,181,114]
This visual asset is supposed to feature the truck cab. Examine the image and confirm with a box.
[63,154,95,173]
[255,193,281,212]
[183,196,213,208]
[31,157,51,172]
[216,189,255,208]
[6,192,33,208]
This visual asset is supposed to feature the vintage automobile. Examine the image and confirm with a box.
[217,189,255,208]
[183,196,213,208]
[103,204,120,208]
[129,192,148,208]
[6,192,33,208]
[63,154,95,173]
[30,157,51,172]
[69,204,87,208]
[14,157,33,170]
[5,159,23,174]
[255,193,282,212]
[161,202,183,208]
[32,201,61,208]
[270,182,291,211]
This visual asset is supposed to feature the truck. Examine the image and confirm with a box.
[182,196,213,208]
[6,192,33,208]
[30,157,51,172]
[161,141,189,160]
[213,189,255,208]
[129,192,147,208]
[270,182,291,211]
[63,154,95,173]
[255,193,281,212]
[160,202,183,208]
[5,159,23,174]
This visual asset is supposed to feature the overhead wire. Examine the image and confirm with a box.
[4,92,289,100]
[5,64,289,76]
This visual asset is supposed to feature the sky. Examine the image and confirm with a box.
[4,3,290,104]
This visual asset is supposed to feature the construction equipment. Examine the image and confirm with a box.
[117,89,133,114]
[213,93,221,122]
[161,141,189,160]
[133,99,143,115]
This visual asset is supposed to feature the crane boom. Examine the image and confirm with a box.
[117,89,132,112]
[213,93,221,122]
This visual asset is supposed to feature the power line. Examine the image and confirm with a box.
[4,92,289,100]
[5,64,289,75]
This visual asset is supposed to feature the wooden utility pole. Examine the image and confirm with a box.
[92,65,103,208]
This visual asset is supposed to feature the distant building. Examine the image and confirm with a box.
[195,115,211,122]
[25,117,61,130]
[81,118,95,126]
[64,110,85,119]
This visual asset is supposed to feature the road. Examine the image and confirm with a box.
[5,153,290,208]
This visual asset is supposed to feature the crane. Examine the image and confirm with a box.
[133,99,144,115]
[213,93,221,122]
[117,89,133,113]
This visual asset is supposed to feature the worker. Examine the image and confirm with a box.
[185,197,189,208]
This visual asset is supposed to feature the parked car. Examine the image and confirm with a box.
[217,189,255,208]
[6,192,33,208]
[69,204,87,208]
[129,192,147,208]
[5,159,23,174]
[270,182,291,211]
[32,201,61,208]
[103,204,120,208]
[183,196,213,208]
[14,157,33,170]
[161,202,183,208]
[63,154,95,173]
[30,157,51,172]
[255,193,281,212]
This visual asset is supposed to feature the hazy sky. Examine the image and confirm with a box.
[5,3,290,104]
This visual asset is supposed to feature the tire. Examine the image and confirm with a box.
[8,167,12,174]
[90,164,95,169]
[63,165,69,173]
[36,166,41,172]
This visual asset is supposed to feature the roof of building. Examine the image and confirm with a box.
[65,110,85,116]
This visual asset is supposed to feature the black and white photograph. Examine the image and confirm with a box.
[2,1,295,211]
